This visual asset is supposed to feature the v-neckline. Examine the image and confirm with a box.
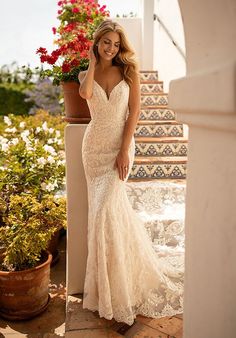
[94,79,124,101]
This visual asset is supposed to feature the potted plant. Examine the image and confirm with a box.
[36,0,110,123]
[0,113,67,319]
[0,194,66,320]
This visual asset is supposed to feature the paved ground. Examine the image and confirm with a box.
[0,234,66,337]
[66,294,183,338]
[0,233,183,338]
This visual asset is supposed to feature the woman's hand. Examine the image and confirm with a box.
[115,150,130,181]
[89,45,97,67]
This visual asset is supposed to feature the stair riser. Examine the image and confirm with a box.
[135,143,188,157]
[135,125,184,137]
[140,109,175,120]
[141,83,163,93]
[140,72,158,81]
[129,163,187,180]
[141,95,168,106]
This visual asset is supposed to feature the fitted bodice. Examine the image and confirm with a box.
[86,79,130,125]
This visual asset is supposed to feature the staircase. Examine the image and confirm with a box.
[129,70,188,181]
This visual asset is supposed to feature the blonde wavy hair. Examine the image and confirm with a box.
[93,20,138,86]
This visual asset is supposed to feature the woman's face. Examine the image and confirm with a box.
[97,31,120,61]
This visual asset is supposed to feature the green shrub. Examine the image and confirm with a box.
[0,84,33,116]
[0,111,67,271]
[0,194,66,271]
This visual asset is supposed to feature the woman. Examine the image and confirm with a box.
[79,19,183,326]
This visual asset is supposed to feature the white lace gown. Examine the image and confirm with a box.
[82,79,184,326]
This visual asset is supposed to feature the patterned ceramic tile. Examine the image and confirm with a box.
[135,142,188,157]
[135,124,184,137]
[139,109,175,121]
[141,94,168,106]
[140,83,164,93]
[129,163,187,180]
[140,71,159,81]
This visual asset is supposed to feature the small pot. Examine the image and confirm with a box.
[61,81,90,124]
[0,251,52,320]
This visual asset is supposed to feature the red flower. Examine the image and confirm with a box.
[70,0,76,3]
[72,7,79,13]
[58,9,62,14]
[52,27,57,34]
[57,1,63,5]
[47,56,58,65]
[70,59,80,67]
[51,49,61,58]
[40,55,48,63]
[62,62,71,73]
[36,47,47,55]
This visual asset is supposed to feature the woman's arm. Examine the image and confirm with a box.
[78,46,96,99]
[115,72,141,181]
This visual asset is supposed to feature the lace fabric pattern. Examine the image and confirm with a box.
[81,80,184,326]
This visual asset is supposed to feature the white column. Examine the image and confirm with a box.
[169,1,236,337]
[65,125,88,295]
[141,0,155,69]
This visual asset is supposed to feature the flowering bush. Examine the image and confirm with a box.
[0,112,67,271]
[36,0,109,85]
[0,113,66,203]
[0,194,66,271]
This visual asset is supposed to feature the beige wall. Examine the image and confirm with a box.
[169,0,236,337]
[115,0,186,89]
[65,125,88,295]
[153,0,186,91]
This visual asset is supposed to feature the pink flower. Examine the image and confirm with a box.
[100,5,107,12]
[52,27,57,34]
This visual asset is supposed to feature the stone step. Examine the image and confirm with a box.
[126,180,186,246]
[140,70,158,81]
[129,156,187,180]
[135,138,188,157]
[135,156,187,163]
[141,93,168,106]
[140,108,176,120]
[137,120,178,125]
[140,82,164,93]
[135,123,184,137]
[135,136,188,142]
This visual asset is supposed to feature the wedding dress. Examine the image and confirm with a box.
[82,79,184,326]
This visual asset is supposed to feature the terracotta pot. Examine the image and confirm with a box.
[61,81,91,124]
[0,251,52,320]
